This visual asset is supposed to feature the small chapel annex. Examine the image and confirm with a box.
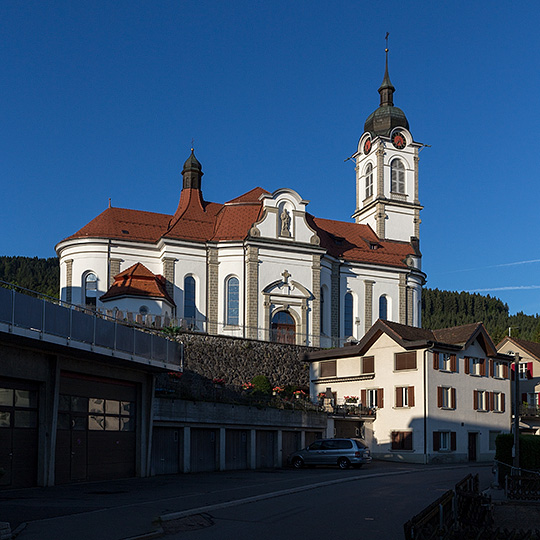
[56,55,426,348]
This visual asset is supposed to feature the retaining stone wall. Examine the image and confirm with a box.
[177,332,315,387]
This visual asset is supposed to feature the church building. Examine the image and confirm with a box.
[56,55,426,348]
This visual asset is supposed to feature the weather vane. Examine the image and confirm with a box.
[385,32,389,53]
[191,138,194,151]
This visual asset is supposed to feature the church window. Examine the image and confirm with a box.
[226,277,239,326]
[84,272,98,308]
[379,295,388,320]
[184,276,196,323]
[344,292,353,337]
[271,310,295,344]
[365,163,373,198]
[390,159,405,194]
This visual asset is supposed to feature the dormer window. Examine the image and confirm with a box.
[390,159,405,194]
[370,242,381,250]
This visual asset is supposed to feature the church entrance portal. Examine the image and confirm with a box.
[270,311,295,344]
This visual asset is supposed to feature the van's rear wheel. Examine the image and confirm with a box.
[338,457,350,470]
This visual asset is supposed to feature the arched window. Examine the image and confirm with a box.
[365,163,373,198]
[344,292,353,337]
[184,276,196,323]
[271,310,295,344]
[379,295,388,321]
[390,159,405,194]
[226,277,239,326]
[84,272,97,308]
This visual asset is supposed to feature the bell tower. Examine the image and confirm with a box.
[352,44,423,243]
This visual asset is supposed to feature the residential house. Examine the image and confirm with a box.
[305,320,512,463]
[497,336,540,435]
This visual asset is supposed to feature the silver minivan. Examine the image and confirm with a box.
[288,438,372,469]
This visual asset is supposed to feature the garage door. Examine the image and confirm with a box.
[0,381,39,488]
[55,372,137,484]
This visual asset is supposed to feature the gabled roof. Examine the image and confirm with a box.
[305,319,508,362]
[59,184,416,269]
[100,263,175,306]
[497,336,540,362]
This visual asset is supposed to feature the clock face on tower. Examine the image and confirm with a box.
[363,138,372,155]
[391,131,406,149]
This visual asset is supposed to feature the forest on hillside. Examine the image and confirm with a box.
[422,288,540,344]
[0,256,539,344]
[0,256,59,298]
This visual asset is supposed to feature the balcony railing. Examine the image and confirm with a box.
[520,404,540,418]
[0,282,182,367]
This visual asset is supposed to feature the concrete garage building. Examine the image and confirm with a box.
[0,286,181,488]
[306,319,513,463]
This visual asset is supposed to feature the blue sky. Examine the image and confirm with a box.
[2,1,539,316]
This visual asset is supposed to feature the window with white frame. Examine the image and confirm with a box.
[494,361,504,378]
[437,386,456,409]
[390,159,405,194]
[395,386,414,408]
[475,390,488,411]
[439,431,450,451]
[525,392,539,406]
[225,276,239,326]
[492,392,504,412]
[518,363,528,380]
[471,358,485,376]
[440,353,451,371]
[84,272,98,308]
[367,389,378,408]
[365,163,373,198]
[433,431,456,452]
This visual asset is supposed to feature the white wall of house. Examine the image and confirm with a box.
[310,333,511,464]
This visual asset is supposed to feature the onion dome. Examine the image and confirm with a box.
[364,49,410,137]
[182,148,203,190]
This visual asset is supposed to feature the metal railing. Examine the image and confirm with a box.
[0,281,181,366]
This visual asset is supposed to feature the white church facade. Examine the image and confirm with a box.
[56,56,426,348]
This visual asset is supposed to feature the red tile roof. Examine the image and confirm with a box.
[60,186,415,267]
[100,263,175,305]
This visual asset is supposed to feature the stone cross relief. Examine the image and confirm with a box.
[280,269,294,294]
[280,208,291,237]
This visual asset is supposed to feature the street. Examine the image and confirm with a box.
[0,462,493,540]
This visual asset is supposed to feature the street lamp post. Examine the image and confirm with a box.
[513,351,520,474]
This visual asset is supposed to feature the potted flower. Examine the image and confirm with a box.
[272,386,284,396]
[213,377,225,388]
[344,395,358,404]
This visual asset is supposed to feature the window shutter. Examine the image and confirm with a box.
[391,431,399,450]
[361,389,366,405]
[451,387,456,409]
[503,363,509,379]
[489,392,494,411]
[489,359,494,377]
[433,352,439,370]
[408,386,415,408]
[451,432,457,451]
[450,354,457,372]
[362,356,374,374]
[437,386,443,408]
[433,431,440,451]
[404,431,412,450]
[481,359,486,377]
[320,360,337,378]
[501,393,505,413]
[464,357,470,374]
[473,390,478,410]
[511,364,515,381]
[396,387,403,408]
[377,388,384,408]
[527,362,533,379]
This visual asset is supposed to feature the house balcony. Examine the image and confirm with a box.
[520,404,540,418]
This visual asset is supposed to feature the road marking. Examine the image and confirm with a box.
[159,465,472,523]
